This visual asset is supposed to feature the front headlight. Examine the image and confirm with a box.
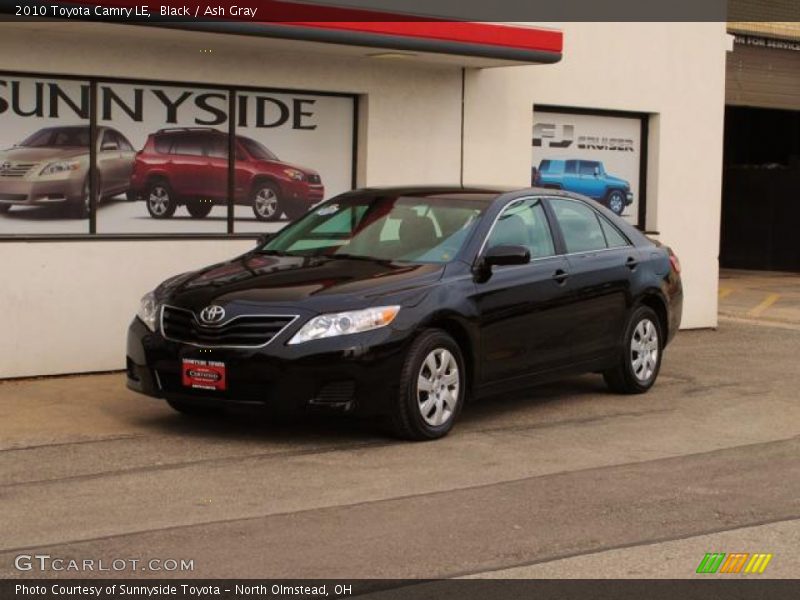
[39,160,81,176]
[283,168,305,181]
[137,291,161,332]
[288,306,400,345]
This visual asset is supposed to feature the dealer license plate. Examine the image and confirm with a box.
[181,359,227,391]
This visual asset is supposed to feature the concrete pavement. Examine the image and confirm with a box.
[1,318,799,579]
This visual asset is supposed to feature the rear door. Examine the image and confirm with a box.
[547,197,637,362]
[169,133,207,196]
[472,197,574,384]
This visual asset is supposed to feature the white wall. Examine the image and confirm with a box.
[462,22,729,329]
[0,23,463,378]
[0,22,727,377]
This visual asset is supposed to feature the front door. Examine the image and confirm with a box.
[471,197,574,384]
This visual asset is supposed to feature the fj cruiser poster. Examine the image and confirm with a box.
[532,108,644,225]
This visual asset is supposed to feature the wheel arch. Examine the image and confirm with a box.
[424,313,478,398]
[250,175,283,197]
[637,291,670,346]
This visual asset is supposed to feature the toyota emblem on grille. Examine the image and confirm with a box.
[199,305,226,324]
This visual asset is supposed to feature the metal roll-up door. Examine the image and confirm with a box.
[726,41,800,110]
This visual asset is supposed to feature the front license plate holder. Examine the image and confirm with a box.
[182,359,227,391]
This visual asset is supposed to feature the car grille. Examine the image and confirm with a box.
[161,305,297,348]
[0,163,37,178]
[306,174,321,184]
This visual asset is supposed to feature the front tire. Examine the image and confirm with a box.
[390,329,465,440]
[68,177,91,219]
[186,199,214,218]
[251,182,282,222]
[606,189,626,215]
[603,306,663,394]
[146,179,177,219]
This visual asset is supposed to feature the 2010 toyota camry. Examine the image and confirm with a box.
[127,186,682,440]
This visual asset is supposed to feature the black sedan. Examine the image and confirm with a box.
[127,186,682,440]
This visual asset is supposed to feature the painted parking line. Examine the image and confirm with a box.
[718,287,734,300]
[748,293,781,318]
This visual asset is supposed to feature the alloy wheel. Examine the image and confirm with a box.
[149,186,170,216]
[609,191,624,215]
[255,188,278,219]
[630,318,659,381]
[416,348,460,427]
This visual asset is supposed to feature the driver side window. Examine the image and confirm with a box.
[486,198,555,259]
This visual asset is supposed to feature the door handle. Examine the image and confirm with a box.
[552,269,569,285]
[625,256,639,270]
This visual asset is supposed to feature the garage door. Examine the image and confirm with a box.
[726,38,800,110]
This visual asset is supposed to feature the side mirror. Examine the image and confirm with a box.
[593,166,601,177]
[485,244,531,267]
[256,233,273,247]
[475,245,530,281]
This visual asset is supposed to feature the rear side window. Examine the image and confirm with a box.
[207,136,228,159]
[549,198,607,253]
[598,215,630,248]
[171,134,204,157]
[154,135,175,154]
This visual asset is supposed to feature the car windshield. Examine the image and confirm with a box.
[19,127,90,147]
[260,193,493,263]
[239,137,278,161]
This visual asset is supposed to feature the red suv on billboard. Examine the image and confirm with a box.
[130,128,324,221]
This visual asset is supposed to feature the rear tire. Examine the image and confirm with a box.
[146,179,177,219]
[166,398,223,417]
[251,182,282,222]
[0,204,11,214]
[603,305,663,394]
[390,329,465,441]
[186,199,214,218]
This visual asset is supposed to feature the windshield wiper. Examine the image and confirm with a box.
[328,253,386,262]
[257,249,292,256]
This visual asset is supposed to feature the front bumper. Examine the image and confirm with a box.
[126,317,409,416]
[625,191,634,206]
[0,176,84,205]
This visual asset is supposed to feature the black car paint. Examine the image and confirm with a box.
[127,186,682,416]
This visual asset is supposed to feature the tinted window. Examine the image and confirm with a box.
[262,195,488,263]
[549,198,607,253]
[100,130,119,151]
[565,160,578,175]
[599,215,630,248]
[487,198,555,259]
[116,132,134,152]
[579,161,599,176]
[20,127,89,147]
[239,137,278,161]
[207,136,228,159]
[171,134,204,156]
[154,134,175,154]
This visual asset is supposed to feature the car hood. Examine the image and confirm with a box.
[158,253,443,315]
[0,146,87,162]
[605,174,630,188]
[264,159,319,177]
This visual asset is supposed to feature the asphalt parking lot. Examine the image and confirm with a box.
[1,272,799,580]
